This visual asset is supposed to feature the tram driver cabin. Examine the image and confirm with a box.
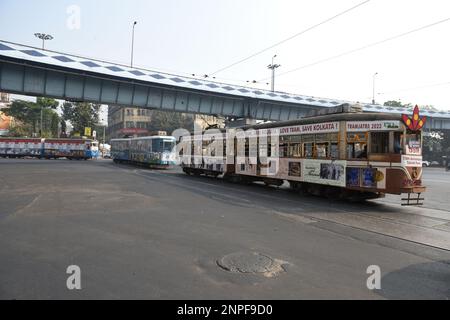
[181,104,427,205]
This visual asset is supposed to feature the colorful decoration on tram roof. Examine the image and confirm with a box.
[402,105,426,131]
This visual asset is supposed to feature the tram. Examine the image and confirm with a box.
[111,135,177,169]
[180,105,426,205]
[0,137,98,160]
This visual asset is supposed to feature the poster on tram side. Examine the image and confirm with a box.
[303,160,346,187]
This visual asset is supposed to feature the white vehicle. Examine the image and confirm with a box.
[422,161,430,167]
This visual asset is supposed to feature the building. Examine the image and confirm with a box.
[106,104,229,141]
[106,106,153,140]
[0,93,13,136]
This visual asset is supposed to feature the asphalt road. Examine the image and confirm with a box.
[0,159,449,299]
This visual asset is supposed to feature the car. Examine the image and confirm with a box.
[430,161,440,167]
[102,151,112,159]
[422,161,430,167]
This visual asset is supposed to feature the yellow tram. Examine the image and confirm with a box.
[180,105,426,205]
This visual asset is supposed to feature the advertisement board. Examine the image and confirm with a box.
[362,168,377,188]
[303,160,346,187]
[0,112,12,136]
[402,155,422,167]
[346,121,400,132]
[346,168,360,187]
[257,122,340,137]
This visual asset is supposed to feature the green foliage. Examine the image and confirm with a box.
[149,111,194,134]
[62,102,101,136]
[7,125,32,137]
[383,100,412,109]
[50,113,59,137]
[422,131,450,161]
[4,98,60,137]
[5,100,39,126]
[37,97,59,109]
[383,100,403,108]
[60,118,67,136]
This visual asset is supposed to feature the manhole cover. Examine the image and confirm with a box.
[217,252,276,274]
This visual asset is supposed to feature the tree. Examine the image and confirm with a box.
[50,113,60,138]
[149,111,194,134]
[4,98,60,137]
[383,100,412,109]
[60,118,67,134]
[62,102,101,136]
[37,97,59,110]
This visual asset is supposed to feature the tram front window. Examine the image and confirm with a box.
[163,141,175,153]
[394,132,403,153]
[405,133,422,155]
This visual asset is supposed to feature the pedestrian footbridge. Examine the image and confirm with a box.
[0,40,449,129]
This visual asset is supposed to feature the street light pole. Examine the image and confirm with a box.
[34,33,53,50]
[131,21,137,68]
[33,33,53,137]
[40,107,43,137]
[101,118,106,157]
[267,55,281,92]
[372,72,378,105]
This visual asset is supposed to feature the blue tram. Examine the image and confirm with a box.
[111,136,176,168]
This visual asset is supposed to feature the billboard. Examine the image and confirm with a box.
[303,160,346,187]
[0,111,12,136]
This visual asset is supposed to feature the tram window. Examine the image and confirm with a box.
[347,142,367,159]
[357,144,367,158]
[347,133,367,142]
[245,139,249,157]
[330,143,339,159]
[370,132,389,154]
[288,143,302,158]
[279,143,288,158]
[304,143,314,158]
[163,141,175,152]
[394,132,403,153]
[347,132,367,159]
[152,139,163,152]
[316,143,328,158]
[303,135,315,143]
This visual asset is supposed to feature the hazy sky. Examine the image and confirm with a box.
[1,0,449,110]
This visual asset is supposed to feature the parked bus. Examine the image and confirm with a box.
[180,105,427,206]
[111,136,176,169]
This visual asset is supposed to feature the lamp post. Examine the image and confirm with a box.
[267,55,281,92]
[40,106,43,137]
[101,118,106,157]
[131,21,137,68]
[372,72,378,105]
[34,33,53,49]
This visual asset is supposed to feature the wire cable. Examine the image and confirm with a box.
[265,16,450,80]
[209,0,371,76]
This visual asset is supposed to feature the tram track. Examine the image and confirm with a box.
[108,162,450,252]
